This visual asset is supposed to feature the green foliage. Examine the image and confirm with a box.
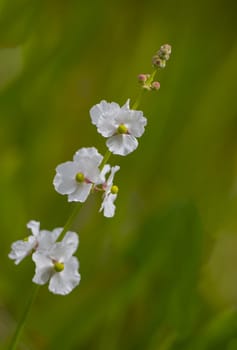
[1,0,237,349]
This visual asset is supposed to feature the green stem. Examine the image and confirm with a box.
[99,149,112,170]
[9,202,83,349]
[9,284,39,350]
[57,202,82,241]
[132,68,158,110]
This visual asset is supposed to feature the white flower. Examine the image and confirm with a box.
[100,165,120,217]
[8,220,61,265]
[32,231,80,295]
[90,100,147,156]
[53,147,103,202]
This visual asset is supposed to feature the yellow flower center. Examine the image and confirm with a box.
[111,185,119,194]
[117,124,128,134]
[75,172,85,182]
[54,261,64,272]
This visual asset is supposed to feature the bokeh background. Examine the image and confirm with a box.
[1,0,237,349]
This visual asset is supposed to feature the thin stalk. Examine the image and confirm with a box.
[9,284,39,350]
[132,68,158,109]
[57,202,82,241]
[99,149,111,170]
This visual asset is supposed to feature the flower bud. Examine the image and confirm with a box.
[160,44,172,55]
[152,56,166,68]
[151,81,160,90]
[138,74,147,83]
[157,50,170,61]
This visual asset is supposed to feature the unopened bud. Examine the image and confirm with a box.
[158,50,170,61]
[160,44,172,55]
[151,81,160,90]
[138,74,147,83]
[152,56,166,68]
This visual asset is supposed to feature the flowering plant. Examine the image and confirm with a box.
[8,44,171,349]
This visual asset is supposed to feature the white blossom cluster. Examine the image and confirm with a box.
[9,221,80,295]
[54,99,147,216]
[9,99,147,295]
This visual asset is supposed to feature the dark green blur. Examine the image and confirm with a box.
[1,0,237,349]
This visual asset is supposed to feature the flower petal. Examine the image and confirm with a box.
[106,134,138,156]
[121,99,130,111]
[50,231,78,262]
[73,147,103,166]
[99,164,111,184]
[97,115,117,137]
[53,161,78,195]
[8,239,35,264]
[115,110,147,137]
[68,183,92,202]
[107,165,120,188]
[32,252,52,285]
[27,220,40,236]
[100,193,117,218]
[90,100,120,126]
[49,257,80,295]
[37,228,62,252]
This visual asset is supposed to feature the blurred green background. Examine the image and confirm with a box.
[1,0,237,349]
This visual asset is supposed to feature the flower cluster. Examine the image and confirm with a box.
[53,98,147,218]
[152,44,172,69]
[9,221,80,295]
[9,44,171,295]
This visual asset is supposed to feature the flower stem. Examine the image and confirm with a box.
[99,149,111,170]
[132,68,158,109]
[58,202,82,241]
[132,89,144,110]
[9,284,39,350]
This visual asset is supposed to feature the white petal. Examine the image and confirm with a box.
[115,110,147,137]
[50,232,78,262]
[127,111,147,137]
[53,162,78,195]
[53,173,77,195]
[27,220,40,236]
[32,252,52,284]
[90,100,120,126]
[61,231,79,256]
[8,239,35,264]
[107,165,120,188]
[97,115,117,137]
[99,164,111,184]
[121,99,130,110]
[85,164,101,183]
[55,161,78,177]
[106,134,138,156]
[37,228,62,252]
[100,193,117,218]
[73,147,103,166]
[49,257,80,295]
[68,183,91,202]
